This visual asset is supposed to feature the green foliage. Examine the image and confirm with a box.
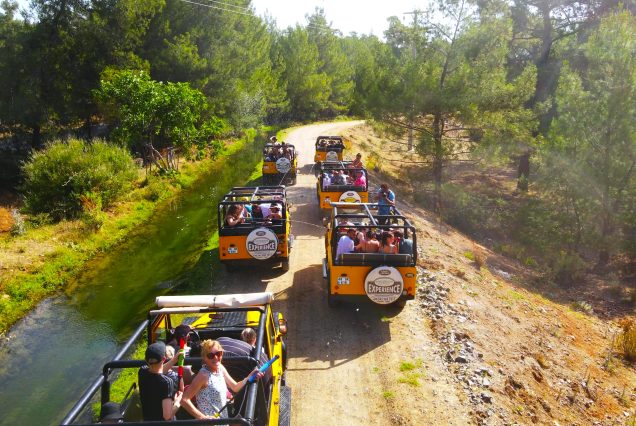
[95,69,214,154]
[276,26,331,120]
[22,139,137,220]
[542,10,636,263]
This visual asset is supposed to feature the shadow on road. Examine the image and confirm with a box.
[275,264,391,371]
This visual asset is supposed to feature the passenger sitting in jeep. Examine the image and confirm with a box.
[356,230,380,253]
[336,228,357,256]
[266,204,282,220]
[225,204,246,227]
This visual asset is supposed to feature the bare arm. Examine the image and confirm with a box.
[223,366,262,393]
[180,372,211,420]
[162,391,182,421]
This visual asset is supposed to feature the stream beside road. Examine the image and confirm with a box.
[0,140,261,426]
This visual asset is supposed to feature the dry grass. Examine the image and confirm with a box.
[0,207,14,233]
[617,317,636,362]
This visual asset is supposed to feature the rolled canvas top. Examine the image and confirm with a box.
[156,292,274,308]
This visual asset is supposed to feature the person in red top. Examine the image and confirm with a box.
[351,153,364,169]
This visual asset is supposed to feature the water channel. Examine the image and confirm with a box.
[0,140,262,425]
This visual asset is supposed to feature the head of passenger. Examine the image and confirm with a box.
[145,341,167,366]
[251,203,262,217]
[380,231,395,246]
[227,204,242,216]
[201,340,224,365]
[366,230,377,240]
[241,327,257,346]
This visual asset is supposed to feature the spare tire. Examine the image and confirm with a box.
[364,266,404,305]
[276,157,292,173]
[246,227,279,260]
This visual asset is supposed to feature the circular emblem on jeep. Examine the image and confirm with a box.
[275,157,292,173]
[365,266,404,304]
[246,227,278,260]
[339,191,361,213]
[325,151,339,162]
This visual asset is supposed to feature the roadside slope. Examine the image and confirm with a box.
[347,122,636,425]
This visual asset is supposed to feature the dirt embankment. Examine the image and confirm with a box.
[344,122,636,425]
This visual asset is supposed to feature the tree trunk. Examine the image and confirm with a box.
[516,151,530,191]
[31,124,42,149]
[432,112,444,214]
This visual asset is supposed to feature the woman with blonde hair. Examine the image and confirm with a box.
[181,340,262,420]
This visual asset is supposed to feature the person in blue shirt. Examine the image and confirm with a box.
[376,183,395,225]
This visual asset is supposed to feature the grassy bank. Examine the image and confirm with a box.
[0,128,276,334]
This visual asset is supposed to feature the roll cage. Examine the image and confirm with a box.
[61,294,285,426]
[328,203,418,267]
[317,161,368,193]
[315,136,344,152]
[218,186,288,236]
[262,143,295,161]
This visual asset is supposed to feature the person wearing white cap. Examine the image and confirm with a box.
[266,204,282,219]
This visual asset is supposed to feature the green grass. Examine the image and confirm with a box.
[398,372,422,387]
[463,251,475,261]
[399,359,423,372]
[397,359,424,387]
[91,341,146,421]
[0,131,265,334]
[382,391,395,400]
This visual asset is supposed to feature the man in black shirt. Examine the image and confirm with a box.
[138,341,182,421]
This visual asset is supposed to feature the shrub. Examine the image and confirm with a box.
[22,139,137,220]
[550,251,586,287]
[10,208,25,236]
[617,318,636,362]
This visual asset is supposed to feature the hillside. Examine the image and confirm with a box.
[345,122,636,425]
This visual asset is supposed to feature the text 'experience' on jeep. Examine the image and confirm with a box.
[218,186,293,272]
[323,203,418,308]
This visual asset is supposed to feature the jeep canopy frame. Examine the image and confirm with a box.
[314,136,344,152]
[218,186,288,236]
[61,293,285,426]
[328,203,417,266]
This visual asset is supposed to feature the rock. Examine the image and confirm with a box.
[481,392,493,403]
[455,355,469,363]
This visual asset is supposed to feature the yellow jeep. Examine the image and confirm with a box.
[62,292,291,426]
[219,186,293,272]
[323,203,418,308]
[316,161,368,217]
[262,143,297,186]
[313,136,345,168]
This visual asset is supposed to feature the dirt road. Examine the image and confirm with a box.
[215,122,472,425]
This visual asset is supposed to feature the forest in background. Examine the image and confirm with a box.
[0,0,634,290]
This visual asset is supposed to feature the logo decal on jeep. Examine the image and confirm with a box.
[246,228,278,260]
[365,266,404,304]
[339,191,361,213]
[276,157,292,173]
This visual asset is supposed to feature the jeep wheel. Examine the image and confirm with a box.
[392,298,407,309]
[281,259,290,272]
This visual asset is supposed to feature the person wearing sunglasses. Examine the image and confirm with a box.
[181,340,263,420]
